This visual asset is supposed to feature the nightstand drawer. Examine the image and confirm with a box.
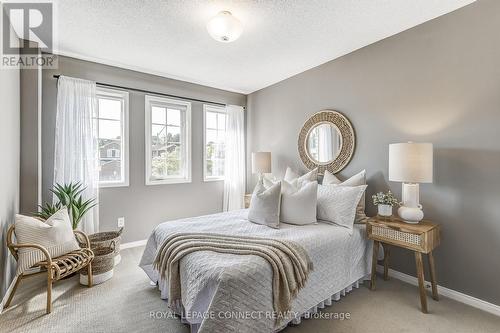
[367,219,439,253]
[372,224,422,246]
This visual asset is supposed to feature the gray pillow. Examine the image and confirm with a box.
[248,180,281,229]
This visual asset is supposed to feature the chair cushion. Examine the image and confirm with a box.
[15,208,80,274]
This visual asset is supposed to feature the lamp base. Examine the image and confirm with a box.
[398,206,424,224]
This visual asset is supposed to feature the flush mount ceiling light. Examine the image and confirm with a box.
[206,11,243,43]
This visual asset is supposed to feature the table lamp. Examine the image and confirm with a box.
[389,142,433,224]
[252,152,271,181]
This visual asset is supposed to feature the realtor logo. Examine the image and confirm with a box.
[1,1,57,68]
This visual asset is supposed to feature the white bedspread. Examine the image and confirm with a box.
[140,209,372,333]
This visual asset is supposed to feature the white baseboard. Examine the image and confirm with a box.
[120,239,147,249]
[376,265,500,317]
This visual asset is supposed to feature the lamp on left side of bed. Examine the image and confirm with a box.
[251,151,272,181]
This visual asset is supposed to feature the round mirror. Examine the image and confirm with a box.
[306,123,342,164]
[298,110,355,174]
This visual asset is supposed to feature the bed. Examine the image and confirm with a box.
[140,209,373,333]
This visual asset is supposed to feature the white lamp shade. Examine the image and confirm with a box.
[206,11,243,43]
[389,142,433,183]
[252,152,271,174]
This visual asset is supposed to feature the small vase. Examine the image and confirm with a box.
[378,204,393,217]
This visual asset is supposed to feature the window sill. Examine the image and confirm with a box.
[203,178,225,182]
[99,182,129,188]
[146,178,192,185]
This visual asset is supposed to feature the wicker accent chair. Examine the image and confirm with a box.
[5,225,94,314]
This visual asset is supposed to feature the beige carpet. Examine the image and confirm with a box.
[1,246,499,333]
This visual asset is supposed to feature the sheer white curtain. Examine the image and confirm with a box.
[53,76,99,234]
[318,125,334,162]
[223,105,246,211]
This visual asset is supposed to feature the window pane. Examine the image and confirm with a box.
[98,98,121,120]
[99,119,121,140]
[206,129,217,144]
[166,143,181,160]
[167,159,181,176]
[217,130,225,143]
[99,159,121,182]
[167,108,181,126]
[167,126,180,144]
[148,97,189,182]
[151,154,167,178]
[206,159,213,177]
[152,106,166,124]
[151,124,166,147]
[206,111,217,129]
[217,113,226,130]
[204,107,226,180]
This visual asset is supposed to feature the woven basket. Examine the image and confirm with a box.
[81,228,123,265]
[80,244,115,285]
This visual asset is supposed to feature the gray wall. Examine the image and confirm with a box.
[0,27,20,300]
[20,41,41,215]
[42,56,246,243]
[247,0,500,305]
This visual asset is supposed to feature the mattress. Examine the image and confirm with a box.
[140,209,372,333]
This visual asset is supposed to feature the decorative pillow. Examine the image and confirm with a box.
[248,180,281,229]
[323,169,368,223]
[322,170,341,185]
[317,184,368,234]
[280,180,318,225]
[284,167,318,186]
[14,208,80,274]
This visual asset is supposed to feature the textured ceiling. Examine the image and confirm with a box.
[48,0,475,94]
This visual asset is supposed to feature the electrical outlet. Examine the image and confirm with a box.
[117,217,125,228]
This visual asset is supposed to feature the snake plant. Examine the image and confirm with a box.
[34,182,97,229]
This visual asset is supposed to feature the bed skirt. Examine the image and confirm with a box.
[181,275,370,333]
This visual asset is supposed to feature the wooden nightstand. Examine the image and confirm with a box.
[244,194,252,209]
[367,216,440,313]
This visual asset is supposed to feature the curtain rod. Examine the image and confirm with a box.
[52,75,226,107]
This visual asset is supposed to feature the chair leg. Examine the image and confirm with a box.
[87,263,93,288]
[4,275,23,308]
[46,269,53,314]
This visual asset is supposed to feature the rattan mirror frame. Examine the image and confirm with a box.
[298,110,355,174]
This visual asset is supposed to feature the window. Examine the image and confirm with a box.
[95,88,129,187]
[203,104,226,181]
[145,96,191,185]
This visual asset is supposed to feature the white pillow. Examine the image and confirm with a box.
[317,184,368,234]
[14,208,80,274]
[248,180,281,229]
[323,169,368,223]
[284,167,318,186]
[280,180,318,225]
[322,170,341,185]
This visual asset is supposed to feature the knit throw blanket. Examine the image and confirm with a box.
[153,233,313,318]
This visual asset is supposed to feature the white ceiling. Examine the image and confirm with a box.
[47,0,475,94]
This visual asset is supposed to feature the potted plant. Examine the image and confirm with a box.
[34,182,97,229]
[372,190,399,217]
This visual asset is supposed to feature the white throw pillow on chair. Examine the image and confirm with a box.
[14,208,80,274]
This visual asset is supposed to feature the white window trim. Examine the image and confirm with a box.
[96,87,130,188]
[145,95,192,185]
[203,104,226,182]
